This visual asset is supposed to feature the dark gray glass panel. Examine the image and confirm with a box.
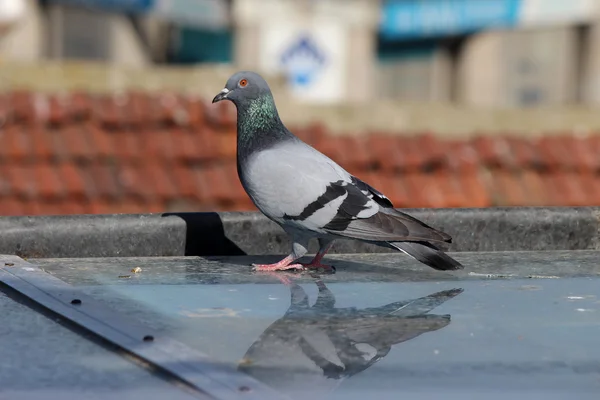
[0,289,200,400]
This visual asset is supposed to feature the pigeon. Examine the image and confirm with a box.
[212,71,463,272]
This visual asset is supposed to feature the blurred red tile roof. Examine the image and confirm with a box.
[0,90,599,216]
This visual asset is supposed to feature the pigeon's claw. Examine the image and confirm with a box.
[252,263,304,272]
[251,255,304,272]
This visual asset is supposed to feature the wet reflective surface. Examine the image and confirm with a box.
[29,251,600,400]
[0,290,200,400]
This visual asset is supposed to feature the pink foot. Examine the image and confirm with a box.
[251,255,304,272]
[252,263,304,272]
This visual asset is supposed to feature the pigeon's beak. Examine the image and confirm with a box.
[212,88,230,103]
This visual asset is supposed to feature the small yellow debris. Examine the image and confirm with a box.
[131,267,142,274]
[239,358,253,366]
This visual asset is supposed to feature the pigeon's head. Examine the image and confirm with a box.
[212,71,272,106]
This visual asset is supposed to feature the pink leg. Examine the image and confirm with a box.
[300,241,334,271]
[252,255,304,272]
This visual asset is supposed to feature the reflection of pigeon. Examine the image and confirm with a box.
[237,280,463,396]
[212,71,463,273]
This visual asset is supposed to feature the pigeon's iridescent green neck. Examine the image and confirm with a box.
[236,94,289,154]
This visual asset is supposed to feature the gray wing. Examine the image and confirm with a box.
[304,176,452,244]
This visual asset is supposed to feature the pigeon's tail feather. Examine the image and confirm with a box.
[389,241,463,271]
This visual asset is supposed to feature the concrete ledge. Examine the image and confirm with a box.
[0,208,598,259]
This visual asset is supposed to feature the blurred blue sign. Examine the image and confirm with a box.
[50,0,155,13]
[380,0,522,39]
[280,35,327,87]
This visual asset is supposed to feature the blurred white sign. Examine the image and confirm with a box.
[259,21,347,103]
[519,0,597,26]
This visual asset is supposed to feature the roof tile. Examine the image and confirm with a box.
[30,125,55,161]
[553,171,588,206]
[59,124,95,161]
[537,136,569,170]
[216,131,237,159]
[142,129,174,161]
[95,94,121,129]
[206,101,236,129]
[339,136,372,170]
[87,123,114,160]
[170,128,206,162]
[432,170,466,208]
[368,133,405,171]
[57,200,89,215]
[580,172,600,205]
[380,174,410,207]
[47,94,68,126]
[0,94,11,125]
[519,170,547,206]
[540,173,562,206]
[10,91,36,123]
[445,140,480,173]
[0,197,26,215]
[182,96,205,128]
[144,162,179,200]
[34,163,64,199]
[117,163,153,200]
[125,91,151,127]
[69,92,93,120]
[420,173,450,208]
[24,199,47,216]
[571,136,600,172]
[317,136,347,167]
[506,137,542,169]
[472,136,514,168]
[0,165,11,197]
[88,163,119,199]
[112,130,142,163]
[7,164,36,199]
[222,162,247,204]
[400,173,431,208]
[491,170,526,206]
[156,93,183,126]
[2,125,31,161]
[397,136,426,171]
[171,164,199,199]
[88,199,113,215]
[58,162,87,199]
[458,171,491,207]
[195,128,220,161]
[416,133,446,169]
[201,164,233,203]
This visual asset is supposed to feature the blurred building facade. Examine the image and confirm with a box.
[1,0,600,107]
[378,0,599,108]
[0,0,598,215]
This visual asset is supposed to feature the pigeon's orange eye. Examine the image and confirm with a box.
[239,79,248,87]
